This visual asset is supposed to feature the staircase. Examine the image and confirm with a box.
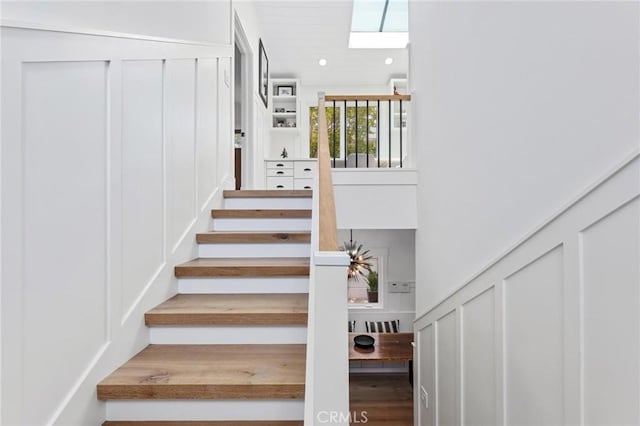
[98,190,313,425]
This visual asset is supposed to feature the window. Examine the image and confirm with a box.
[309,105,378,160]
[348,253,385,308]
[309,106,341,158]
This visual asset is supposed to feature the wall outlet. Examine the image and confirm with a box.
[420,386,428,409]
[389,281,412,293]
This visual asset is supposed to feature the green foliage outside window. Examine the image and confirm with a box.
[309,107,340,158]
[309,106,378,158]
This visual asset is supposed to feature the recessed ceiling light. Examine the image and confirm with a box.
[385,57,393,65]
[318,58,328,66]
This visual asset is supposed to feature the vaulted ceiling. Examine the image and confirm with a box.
[252,0,408,87]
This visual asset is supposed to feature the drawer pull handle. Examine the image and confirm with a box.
[277,171,284,175]
[277,185,284,189]
[304,186,311,189]
[276,163,284,167]
[304,168,312,172]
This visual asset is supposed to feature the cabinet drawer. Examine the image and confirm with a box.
[266,168,294,177]
[266,177,294,190]
[294,178,314,190]
[294,161,317,178]
[265,161,293,169]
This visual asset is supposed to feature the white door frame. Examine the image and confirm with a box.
[233,11,254,189]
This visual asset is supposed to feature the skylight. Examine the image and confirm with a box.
[349,0,408,49]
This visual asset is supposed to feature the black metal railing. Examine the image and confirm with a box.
[323,94,411,168]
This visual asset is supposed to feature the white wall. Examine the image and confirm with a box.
[340,229,415,332]
[1,0,231,44]
[414,154,640,426]
[1,13,233,426]
[333,169,417,229]
[410,1,640,425]
[410,1,640,314]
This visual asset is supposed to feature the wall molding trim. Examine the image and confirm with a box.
[413,148,640,426]
[0,19,234,49]
[46,342,110,426]
[415,147,640,323]
[1,24,234,425]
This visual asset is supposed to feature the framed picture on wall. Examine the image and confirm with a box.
[258,39,269,108]
[277,86,293,96]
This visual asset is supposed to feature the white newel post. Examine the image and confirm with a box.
[304,251,350,426]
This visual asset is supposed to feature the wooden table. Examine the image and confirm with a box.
[348,332,414,361]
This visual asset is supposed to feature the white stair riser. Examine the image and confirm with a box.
[224,197,312,210]
[178,277,310,294]
[106,400,304,421]
[198,243,311,258]
[150,325,307,345]
[212,218,311,232]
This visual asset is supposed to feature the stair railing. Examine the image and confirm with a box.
[323,94,411,168]
[303,94,350,425]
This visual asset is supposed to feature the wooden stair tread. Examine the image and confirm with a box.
[223,190,311,198]
[175,257,310,277]
[104,422,303,425]
[104,422,303,426]
[97,344,306,400]
[196,231,311,244]
[145,294,308,326]
[212,209,311,219]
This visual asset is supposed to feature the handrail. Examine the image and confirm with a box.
[317,97,339,251]
[325,94,411,102]
[303,95,350,425]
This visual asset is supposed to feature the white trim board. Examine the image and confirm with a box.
[412,151,640,426]
[415,148,640,322]
[1,19,233,48]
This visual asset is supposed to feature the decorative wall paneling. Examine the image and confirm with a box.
[0,24,233,425]
[414,152,640,426]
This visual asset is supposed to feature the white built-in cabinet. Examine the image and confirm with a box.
[264,78,314,189]
[268,78,300,159]
[264,159,317,190]
[271,78,299,130]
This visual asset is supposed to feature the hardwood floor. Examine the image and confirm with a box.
[196,231,311,244]
[174,257,310,277]
[97,344,306,400]
[145,293,308,326]
[211,209,312,218]
[349,373,413,426]
[104,422,303,426]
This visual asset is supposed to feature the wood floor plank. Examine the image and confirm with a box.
[349,373,413,426]
[98,344,306,400]
[145,294,308,326]
[174,257,310,278]
[211,209,311,219]
[223,190,312,198]
[196,232,311,244]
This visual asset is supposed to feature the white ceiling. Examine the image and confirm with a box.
[252,0,408,87]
